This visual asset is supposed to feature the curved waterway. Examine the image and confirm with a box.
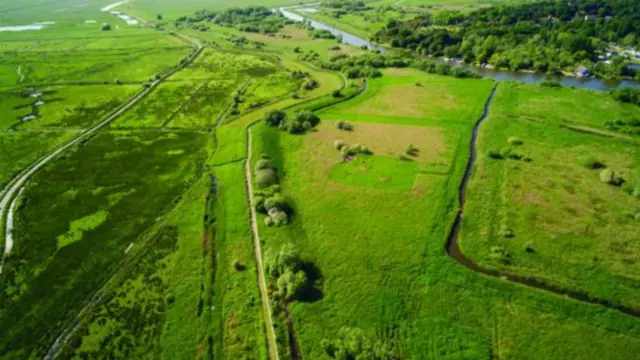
[278,7,640,91]
[445,86,640,318]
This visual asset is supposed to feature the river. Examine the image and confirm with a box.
[278,7,640,91]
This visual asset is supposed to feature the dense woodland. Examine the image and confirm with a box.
[373,0,640,78]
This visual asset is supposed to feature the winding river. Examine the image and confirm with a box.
[278,7,640,91]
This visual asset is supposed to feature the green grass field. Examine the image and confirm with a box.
[249,73,640,359]
[461,82,640,309]
[1,0,640,359]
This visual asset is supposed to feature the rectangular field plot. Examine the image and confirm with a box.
[0,84,140,130]
[319,74,495,126]
[172,49,280,80]
[164,79,239,129]
[0,130,207,358]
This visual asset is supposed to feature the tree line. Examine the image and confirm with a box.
[373,0,639,78]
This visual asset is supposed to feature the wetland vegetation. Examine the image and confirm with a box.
[1,1,639,359]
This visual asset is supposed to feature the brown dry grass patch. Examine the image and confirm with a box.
[349,83,456,118]
[305,120,446,176]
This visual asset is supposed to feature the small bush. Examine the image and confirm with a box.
[254,195,266,213]
[260,153,270,160]
[507,137,523,145]
[577,156,605,169]
[255,159,271,172]
[499,226,515,238]
[265,194,287,211]
[599,169,623,186]
[233,259,246,271]
[489,246,511,264]
[271,210,289,226]
[332,89,342,97]
[488,150,503,159]
[507,152,523,160]
[256,168,278,188]
[264,217,274,227]
[499,147,512,158]
[334,140,346,150]
[360,146,371,155]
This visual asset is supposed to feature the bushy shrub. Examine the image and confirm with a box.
[499,225,515,238]
[233,259,246,271]
[303,79,319,90]
[507,137,523,145]
[499,147,512,158]
[336,120,352,131]
[577,156,605,169]
[507,152,523,160]
[255,159,271,172]
[360,146,371,154]
[265,194,287,211]
[271,210,289,226]
[264,110,287,127]
[599,169,624,186]
[332,89,342,97]
[254,195,266,213]
[264,216,274,227]
[256,168,278,188]
[488,150,503,159]
[489,246,511,264]
[334,140,346,150]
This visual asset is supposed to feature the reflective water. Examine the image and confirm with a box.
[279,6,640,91]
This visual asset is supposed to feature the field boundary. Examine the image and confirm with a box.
[445,84,640,319]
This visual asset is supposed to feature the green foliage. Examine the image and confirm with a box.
[256,168,278,188]
[488,150,504,159]
[101,23,111,31]
[311,29,336,39]
[255,159,271,172]
[610,87,640,106]
[178,6,289,34]
[508,136,523,145]
[321,327,396,359]
[374,0,640,77]
[264,193,288,211]
[264,110,287,127]
[336,120,353,131]
[599,168,624,186]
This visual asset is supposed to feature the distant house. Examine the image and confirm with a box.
[575,66,592,78]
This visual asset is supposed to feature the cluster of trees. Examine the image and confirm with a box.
[254,160,291,226]
[301,51,478,79]
[321,327,396,359]
[610,87,640,106]
[310,29,337,39]
[373,0,640,77]
[265,244,311,301]
[176,6,291,34]
[263,109,320,134]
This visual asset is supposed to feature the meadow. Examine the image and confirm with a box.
[1,0,640,359]
[249,72,640,359]
[461,82,640,309]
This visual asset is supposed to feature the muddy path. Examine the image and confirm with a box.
[445,85,640,318]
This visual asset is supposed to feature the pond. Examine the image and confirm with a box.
[278,6,640,91]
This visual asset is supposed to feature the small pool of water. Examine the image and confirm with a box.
[0,21,55,32]
[111,11,139,25]
[298,8,318,13]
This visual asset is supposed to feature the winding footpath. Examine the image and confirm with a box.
[445,85,640,318]
[244,130,280,360]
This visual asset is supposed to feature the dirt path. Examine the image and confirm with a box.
[244,129,280,360]
[0,36,202,275]
[445,84,640,318]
